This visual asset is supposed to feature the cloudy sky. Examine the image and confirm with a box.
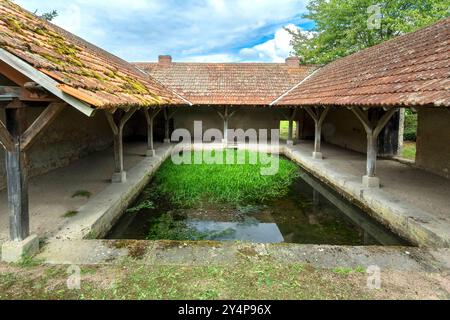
[14,0,313,63]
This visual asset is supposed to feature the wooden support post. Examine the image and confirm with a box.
[288,119,293,142]
[163,108,170,143]
[287,109,297,145]
[305,107,330,159]
[0,100,65,249]
[280,108,297,146]
[351,107,398,188]
[4,100,29,241]
[144,108,161,157]
[163,108,178,144]
[105,108,137,183]
[215,107,238,145]
[223,106,229,144]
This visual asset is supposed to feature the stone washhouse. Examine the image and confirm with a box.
[0,1,449,261]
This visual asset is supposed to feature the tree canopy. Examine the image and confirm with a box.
[290,0,449,65]
[34,9,58,21]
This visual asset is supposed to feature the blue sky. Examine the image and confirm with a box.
[14,0,314,63]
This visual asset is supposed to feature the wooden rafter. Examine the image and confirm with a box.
[305,106,330,126]
[20,103,66,151]
[0,117,14,151]
[0,86,21,101]
[351,107,399,138]
[304,106,331,157]
[279,107,297,121]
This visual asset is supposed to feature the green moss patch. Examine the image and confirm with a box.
[63,210,79,218]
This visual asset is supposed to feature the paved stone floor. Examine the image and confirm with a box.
[291,141,450,221]
[0,142,165,243]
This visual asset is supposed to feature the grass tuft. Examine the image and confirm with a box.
[72,190,92,199]
[14,255,44,268]
[63,210,79,218]
[333,266,365,275]
[126,200,155,214]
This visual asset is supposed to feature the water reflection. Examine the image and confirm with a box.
[107,168,409,246]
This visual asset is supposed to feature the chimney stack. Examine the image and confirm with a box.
[158,55,172,66]
[285,56,301,68]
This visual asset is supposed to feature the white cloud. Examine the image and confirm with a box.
[54,4,82,33]
[239,24,298,62]
[179,53,237,63]
[13,0,310,62]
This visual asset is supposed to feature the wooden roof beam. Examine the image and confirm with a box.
[0,49,95,117]
[20,102,66,152]
[0,117,14,151]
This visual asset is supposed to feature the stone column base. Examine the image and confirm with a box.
[164,139,171,144]
[146,149,156,157]
[312,152,323,160]
[112,171,127,183]
[1,235,40,263]
[363,175,380,188]
[286,140,294,146]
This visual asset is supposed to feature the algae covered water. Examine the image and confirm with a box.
[107,152,408,246]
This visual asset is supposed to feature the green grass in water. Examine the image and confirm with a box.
[153,150,299,207]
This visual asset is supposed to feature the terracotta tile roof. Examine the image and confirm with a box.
[135,59,318,105]
[275,17,450,108]
[0,0,185,109]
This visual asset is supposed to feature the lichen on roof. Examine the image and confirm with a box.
[0,0,183,108]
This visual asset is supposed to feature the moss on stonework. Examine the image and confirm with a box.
[104,70,117,79]
[40,53,65,66]
[92,71,105,81]
[34,27,46,36]
[121,80,149,94]
[3,17,24,34]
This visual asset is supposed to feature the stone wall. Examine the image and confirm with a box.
[172,106,286,141]
[416,108,450,179]
[321,108,367,153]
[0,106,113,190]
[320,108,401,156]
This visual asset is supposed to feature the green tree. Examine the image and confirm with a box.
[290,0,449,65]
[34,10,58,21]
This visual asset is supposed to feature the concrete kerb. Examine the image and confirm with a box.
[36,240,450,273]
[283,145,450,247]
